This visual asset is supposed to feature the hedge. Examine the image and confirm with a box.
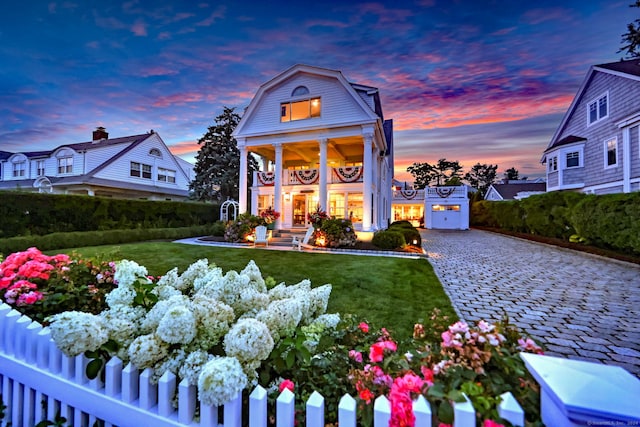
[0,192,218,238]
[471,191,640,255]
[0,225,215,255]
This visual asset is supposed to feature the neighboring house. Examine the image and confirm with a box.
[485,181,547,201]
[542,59,640,194]
[0,127,193,200]
[233,64,393,234]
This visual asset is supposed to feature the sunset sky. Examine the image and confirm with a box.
[0,0,635,181]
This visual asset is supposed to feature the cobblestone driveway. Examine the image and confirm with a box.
[421,229,640,376]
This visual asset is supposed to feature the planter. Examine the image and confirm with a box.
[266,223,275,230]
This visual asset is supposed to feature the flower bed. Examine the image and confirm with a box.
[1,248,544,426]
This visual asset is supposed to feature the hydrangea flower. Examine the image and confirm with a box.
[224,318,274,364]
[113,260,148,288]
[157,305,197,345]
[128,333,170,369]
[48,311,109,357]
[179,350,214,385]
[198,357,247,407]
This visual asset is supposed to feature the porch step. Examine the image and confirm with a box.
[268,228,309,247]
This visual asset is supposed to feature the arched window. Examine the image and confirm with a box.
[149,148,162,157]
[291,86,310,97]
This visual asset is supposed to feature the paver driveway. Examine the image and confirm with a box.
[421,229,640,376]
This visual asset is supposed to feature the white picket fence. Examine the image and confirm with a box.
[0,302,526,427]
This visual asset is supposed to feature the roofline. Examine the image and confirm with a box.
[593,65,640,82]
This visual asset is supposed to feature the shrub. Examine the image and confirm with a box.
[389,221,421,246]
[520,192,583,239]
[224,213,263,242]
[372,230,406,250]
[210,221,227,237]
[317,218,357,248]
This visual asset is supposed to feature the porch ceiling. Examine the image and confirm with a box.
[249,136,363,167]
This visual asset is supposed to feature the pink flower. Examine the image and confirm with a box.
[438,424,453,427]
[279,379,295,393]
[518,337,544,354]
[389,380,415,427]
[358,388,374,404]
[349,350,363,363]
[420,366,434,387]
[483,420,505,427]
[17,291,43,306]
[369,340,397,363]
[358,322,369,333]
[395,372,424,394]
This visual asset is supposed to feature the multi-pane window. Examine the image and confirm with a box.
[57,157,73,174]
[37,160,46,176]
[566,152,579,168]
[130,162,153,179]
[588,93,608,125]
[13,161,26,177]
[157,168,176,183]
[605,137,617,167]
[548,156,557,172]
[281,97,321,122]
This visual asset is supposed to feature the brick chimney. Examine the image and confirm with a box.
[92,127,108,142]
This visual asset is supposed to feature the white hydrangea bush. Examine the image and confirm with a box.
[47,258,337,407]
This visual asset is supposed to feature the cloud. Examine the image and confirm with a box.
[131,19,147,36]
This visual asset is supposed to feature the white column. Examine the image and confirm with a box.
[238,141,248,213]
[362,133,373,231]
[318,138,328,212]
[622,127,631,193]
[274,143,283,229]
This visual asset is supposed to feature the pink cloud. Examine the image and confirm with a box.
[152,92,205,107]
[168,140,200,156]
[131,19,148,36]
[196,6,226,26]
[139,66,179,77]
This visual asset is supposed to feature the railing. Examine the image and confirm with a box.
[254,166,364,187]
[425,186,468,200]
[2,302,639,426]
[392,189,425,201]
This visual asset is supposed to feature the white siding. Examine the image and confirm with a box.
[241,73,376,136]
[84,144,131,173]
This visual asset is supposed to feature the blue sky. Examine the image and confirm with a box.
[0,0,634,181]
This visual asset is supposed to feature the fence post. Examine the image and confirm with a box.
[224,390,242,427]
[36,328,51,368]
[413,395,432,427]
[105,357,123,397]
[373,395,390,427]
[178,378,196,424]
[122,363,139,403]
[25,321,42,364]
[140,368,157,410]
[249,385,266,427]
[306,391,325,427]
[158,370,176,417]
[338,394,356,427]
[453,394,475,427]
[498,392,524,426]
[277,388,295,427]
[4,309,22,355]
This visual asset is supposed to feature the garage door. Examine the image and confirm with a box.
[431,204,461,229]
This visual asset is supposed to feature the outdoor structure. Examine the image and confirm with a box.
[424,185,469,230]
[232,64,394,235]
[391,179,425,227]
[485,180,547,201]
[542,59,640,194]
[0,127,193,200]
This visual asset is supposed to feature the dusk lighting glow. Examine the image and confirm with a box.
[0,1,634,181]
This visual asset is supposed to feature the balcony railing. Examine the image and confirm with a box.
[392,189,425,201]
[254,166,364,187]
[426,185,468,200]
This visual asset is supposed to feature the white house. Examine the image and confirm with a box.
[233,64,394,235]
[0,127,193,200]
[542,59,640,194]
[485,180,547,201]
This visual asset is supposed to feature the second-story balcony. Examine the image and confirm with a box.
[254,166,364,187]
[425,185,468,200]
[392,189,425,202]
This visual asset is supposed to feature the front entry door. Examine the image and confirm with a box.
[292,195,307,227]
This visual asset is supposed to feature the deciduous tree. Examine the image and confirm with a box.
[407,158,463,189]
[503,167,520,181]
[464,163,498,196]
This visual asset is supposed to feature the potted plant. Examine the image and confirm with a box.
[260,207,280,229]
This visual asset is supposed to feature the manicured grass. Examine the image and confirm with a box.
[59,242,457,337]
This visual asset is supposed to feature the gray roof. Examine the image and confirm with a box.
[489,183,547,200]
[544,135,586,152]
[596,59,640,77]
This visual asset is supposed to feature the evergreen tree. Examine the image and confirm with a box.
[503,167,520,181]
[190,107,258,202]
[620,1,640,58]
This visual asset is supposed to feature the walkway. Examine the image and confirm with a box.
[422,229,640,376]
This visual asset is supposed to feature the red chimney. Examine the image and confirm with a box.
[92,127,108,141]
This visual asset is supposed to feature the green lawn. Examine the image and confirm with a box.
[60,242,457,337]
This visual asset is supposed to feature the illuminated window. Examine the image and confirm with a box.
[604,137,617,168]
[432,205,461,211]
[281,97,321,122]
[57,157,73,174]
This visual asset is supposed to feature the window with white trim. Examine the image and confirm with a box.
[604,137,617,168]
[157,167,176,183]
[548,156,557,172]
[13,161,26,177]
[57,157,73,174]
[566,151,580,168]
[587,92,608,125]
[130,161,152,179]
[280,97,321,122]
[37,160,45,176]
[149,148,162,157]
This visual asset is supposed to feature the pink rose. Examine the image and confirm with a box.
[349,350,363,363]
[358,322,369,333]
[483,420,505,427]
[279,379,295,393]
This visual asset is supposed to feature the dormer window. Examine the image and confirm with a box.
[281,97,321,122]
